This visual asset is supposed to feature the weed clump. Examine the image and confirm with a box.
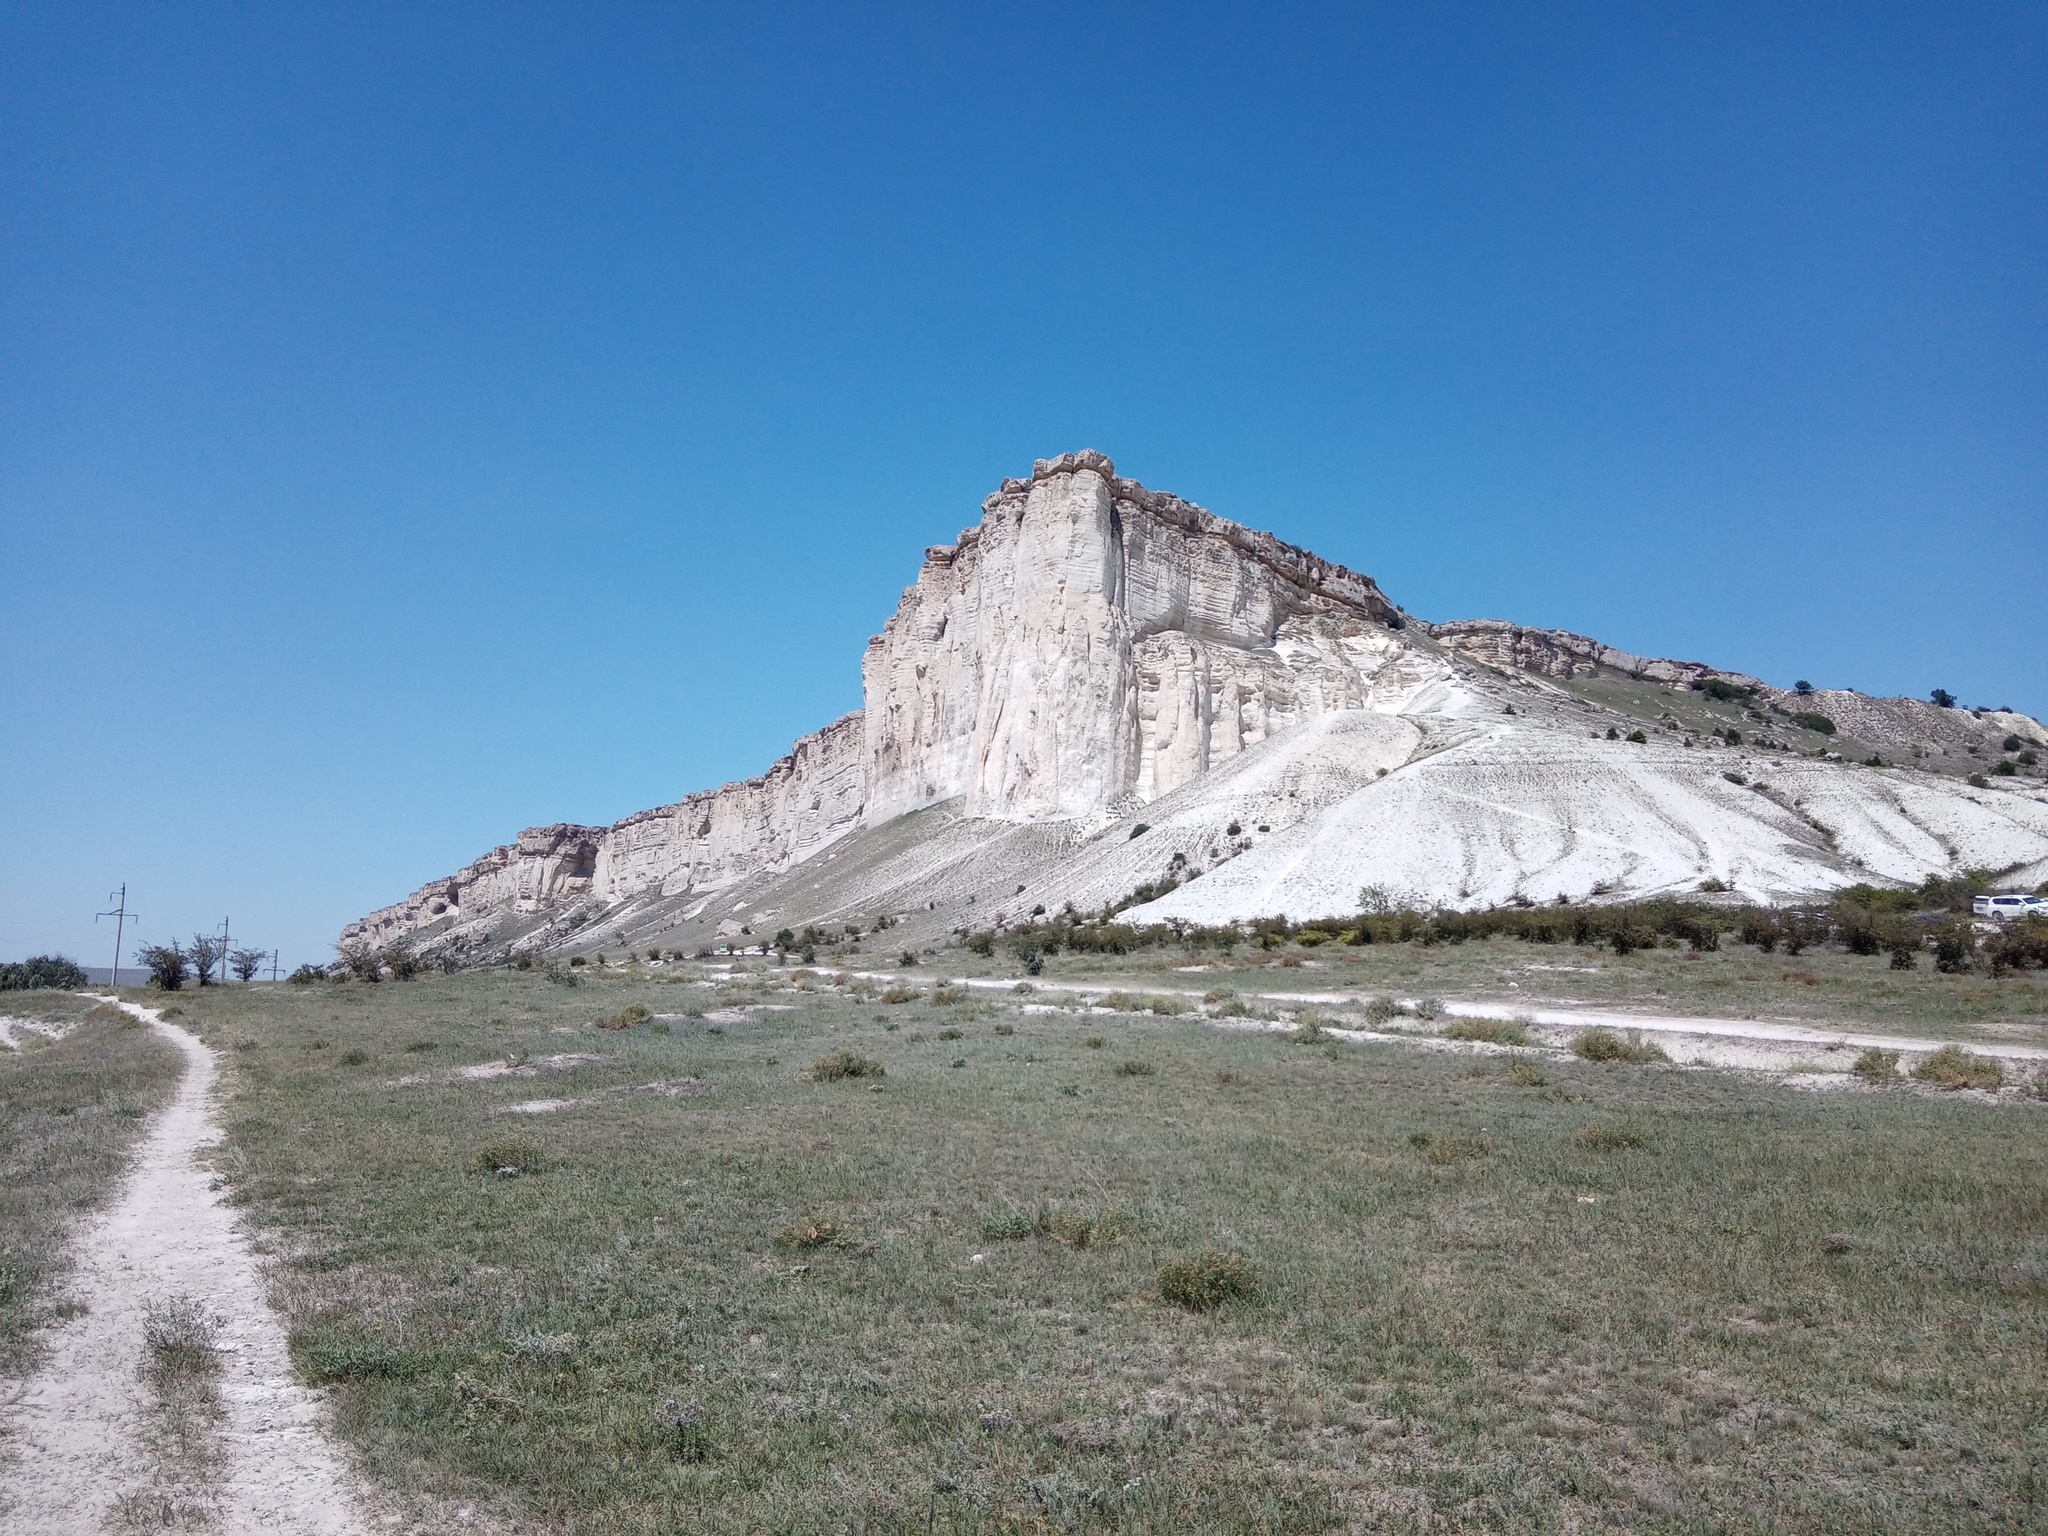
[774,1212,846,1249]
[880,987,919,1005]
[1444,1016,1531,1046]
[1158,1250,1260,1311]
[979,1205,1127,1248]
[1409,1131,1490,1163]
[1114,1060,1155,1077]
[810,1050,885,1082]
[1574,1122,1646,1151]
[1572,1028,1669,1064]
[142,1296,220,1384]
[597,1002,652,1030]
[1910,1045,2003,1092]
[1851,1047,1900,1084]
[472,1139,548,1176]
[337,1047,369,1066]
[1506,1057,1547,1086]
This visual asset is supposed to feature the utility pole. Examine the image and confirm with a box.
[270,950,280,984]
[96,885,137,988]
[219,916,231,983]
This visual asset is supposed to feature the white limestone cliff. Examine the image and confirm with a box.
[340,450,2048,956]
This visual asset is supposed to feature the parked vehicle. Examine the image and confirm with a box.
[1972,894,2048,919]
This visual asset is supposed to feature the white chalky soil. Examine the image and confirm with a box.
[0,1000,372,1534]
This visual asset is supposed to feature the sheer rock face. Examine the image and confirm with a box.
[345,451,1433,953]
[859,450,1427,824]
[339,449,2048,958]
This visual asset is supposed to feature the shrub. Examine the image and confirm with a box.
[936,1026,964,1040]
[1910,1045,2003,1091]
[137,943,189,991]
[1362,997,1401,1026]
[1722,770,1747,786]
[1414,997,1444,1021]
[1506,1057,1547,1086]
[880,986,919,1005]
[1084,1036,1104,1049]
[1993,760,2018,776]
[993,1023,1014,1036]
[0,954,87,990]
[1158,1250,1260,1311]
[1114,1060,1155,1077]
[471,1139,548,1176]
[1625,729,1648,744]
[1573,1122,1645,1151]
[1444,1016,1530,1046]
[774,1212,846,1249]
[1572,1028,1668,1064]
[1129,823,1150,839]
[1851,1047,1899,1084]
[1967,773,1990,789]
[287,962,326,984]
[1295,928,1331,947]
[597,1002,652,1030]
[1792,712,1837,736]
[1932,922,1976,974]
[809,1050,885,1081]
[337,1047,369,1066]
[980,1211,1034,1241]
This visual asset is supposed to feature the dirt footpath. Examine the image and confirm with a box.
[0,999,372,1534]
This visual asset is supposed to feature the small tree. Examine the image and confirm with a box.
[229,947,268,983]
[1930,689,1956,709]
[187,933,224,986]
[137,942,189,991]
[1794,680,1814,695]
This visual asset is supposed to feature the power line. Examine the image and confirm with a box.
[95,884,137,988]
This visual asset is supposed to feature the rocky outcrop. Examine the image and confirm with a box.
[1428,618,1764,689]
[341,449,2048,957]
[860,450,1430,823]
[342,824,602,950]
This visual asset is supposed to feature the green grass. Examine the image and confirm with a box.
[0,994,184,1375]
[914,931,2048,1045]
[146,970,2048,1533]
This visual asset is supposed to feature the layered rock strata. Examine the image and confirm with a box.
[342,450,2047,955]
[346,450,1445,952]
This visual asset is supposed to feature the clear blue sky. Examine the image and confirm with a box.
[5,3,2043,971]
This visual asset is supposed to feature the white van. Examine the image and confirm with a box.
[1973,894,2048,919]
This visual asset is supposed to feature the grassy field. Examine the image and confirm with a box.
[0,992,185,1376]
[143,964,2048,1534]
[893,933,2048,1044]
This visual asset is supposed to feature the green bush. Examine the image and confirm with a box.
[1851,1047,1899,1084]
[1572,1028,1668,1064]
[1792,712,1837,736]
[0,955,87,991]
[1158,1250,1260,1311]
[1114,1060,1155,1077]
[1910,1045,2003,1092]
[809,1050,885,1081]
